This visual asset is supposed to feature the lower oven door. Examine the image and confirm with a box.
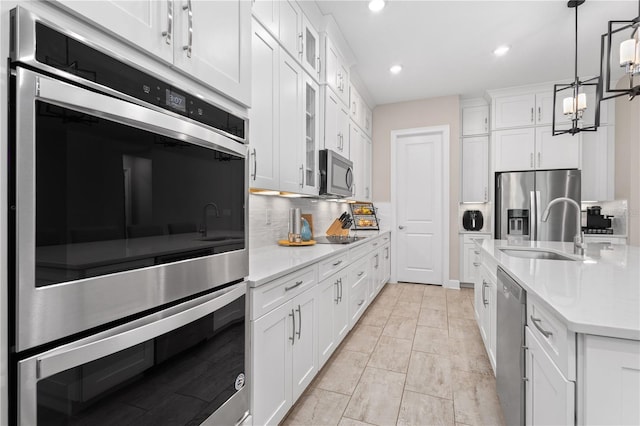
[17,282,249,426]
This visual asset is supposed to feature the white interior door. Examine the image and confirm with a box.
[394,128,446,285]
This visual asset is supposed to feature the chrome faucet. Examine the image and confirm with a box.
[541,197,584,256]
[201,202,220,237]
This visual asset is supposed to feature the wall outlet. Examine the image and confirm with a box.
[265,209,272,225]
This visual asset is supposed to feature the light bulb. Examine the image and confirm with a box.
[563,97,575,115]
[577,93,587,111]
[620,38,636,66]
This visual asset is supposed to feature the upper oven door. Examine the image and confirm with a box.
[13,67,249,352]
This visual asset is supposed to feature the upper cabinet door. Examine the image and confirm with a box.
[535,92,571,126]
[535,126,580,170]
[324,36,340,96]
[278,52,304,193]
[462,104,489,136]
[174,0,251,106]
[493,128,536,172]
[54,0,173,63]
[250,21,280,191]
[252,0,279,36]
[493,93,536,129]
[301,14,320,81]
[302,74,320,195]
[462,136,489,202]
[278,0,302,61]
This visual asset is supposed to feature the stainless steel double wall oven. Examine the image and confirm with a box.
[9,7,249,425]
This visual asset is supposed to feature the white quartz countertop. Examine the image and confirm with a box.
[480,239,640,340]
[249,230,390,287]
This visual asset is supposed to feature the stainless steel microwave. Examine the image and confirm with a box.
[319,149,354,198]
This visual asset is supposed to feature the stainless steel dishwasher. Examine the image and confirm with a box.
[496,267,527,426]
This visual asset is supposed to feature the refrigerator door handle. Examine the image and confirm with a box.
[535,191,542,241]
[529,191,537,240]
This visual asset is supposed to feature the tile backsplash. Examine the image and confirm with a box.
[249,195,347,249]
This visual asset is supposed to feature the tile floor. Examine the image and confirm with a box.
[281,283,506,426]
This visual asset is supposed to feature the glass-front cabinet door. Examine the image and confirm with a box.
[301,14,320,81]
[302,74,319,195]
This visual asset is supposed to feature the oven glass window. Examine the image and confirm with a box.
[34,101,245,287]
[36,296,245,425]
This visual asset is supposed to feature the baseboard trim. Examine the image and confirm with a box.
[445,279,460,290]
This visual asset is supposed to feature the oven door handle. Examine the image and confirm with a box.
[35,283,245,380]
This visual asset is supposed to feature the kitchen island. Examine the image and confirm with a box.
[476,239,639,425]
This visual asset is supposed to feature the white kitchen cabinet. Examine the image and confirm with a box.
[494,128,536,172]
[324,89,350,158]
[580,335,640,426]
[461,234,490,285]
[525,327,575,426]
[323,35,350,106]
[494,127,580,172]
[493,91,571,130]
[302,73,320,194]
[461,136,489,202]
[301,14,320,81]
[363,107,373,136]
[251,0,279,36]
[250,21,279,190]
[350,122,372,200]
[368,250,381,300]
[55,0,251,105]
[278,51,305,193]
[581,125,615,201]
[348,255,369,327]
[252,285,317,426]
[277,0,302,61]
[462,104,489,136]
[535,126,580,170]
[381,243,391,284]
[318,269,349,367]
[477,264,496,371]
[349,86,363,127]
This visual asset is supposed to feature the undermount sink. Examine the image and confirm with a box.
[499,248,579,261]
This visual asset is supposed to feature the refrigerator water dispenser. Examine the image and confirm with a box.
[507,209,529,236]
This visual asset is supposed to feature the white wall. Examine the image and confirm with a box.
[371,95,461,279]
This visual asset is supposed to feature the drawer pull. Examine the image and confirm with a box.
[296,305,302,339]
[473,262,481,267]
[530,316,553,338]
[474,250,480,254]
[357,271,364,277]
[285,280,304,292]
[357,299,365,306]
[338,278,343,302]
[373,242,378,246]
[289,310,295,345]
[332,260,343,266]
[482,280,488,306]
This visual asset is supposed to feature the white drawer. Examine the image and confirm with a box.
[527,296,576,380]
[463,233,491,245]
[349,238,378,262]
[349,266,369,327]
[251,265,317,320]
[349,256,369,289]
[319,252,349,281]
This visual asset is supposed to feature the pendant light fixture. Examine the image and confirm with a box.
[552,0,600,136]
[599,0,640,100]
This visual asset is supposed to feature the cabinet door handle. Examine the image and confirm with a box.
[251,148,257,180]
[538,106,542,122]
[289,309,295,345]
[484,116,488,132]
[530,316,553,338]
[182,0,193,58]
[530,153,534,168]
[299,164,304,187]
[317,57,321,75]
[358,299,365,306]
[332,260,343,267]
[285,280,304,292]
[296,305,302,339]
[385,247,389,259]
[482,280,488,306]
[357,271,364,277]
[334,280,340,303]
[373,242,378,247]
[530,107,534,123]
[375,254,379,268]
[161,0,173,45]
[484,187,488,201]
[298,33,304,56]
[473,262,481,266]
[474,250,480,254]
[339,278,343,302]
[537,152,541,167]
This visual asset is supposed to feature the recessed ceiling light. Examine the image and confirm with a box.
[390,64,402,74]
[368,0,385,12]
[493,45,510,56]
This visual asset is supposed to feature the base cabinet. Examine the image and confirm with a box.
[318,269,349,367]
[348,256,369,327]
[525,327,575,426]
[476,264,496,371]
[251,286,317,425]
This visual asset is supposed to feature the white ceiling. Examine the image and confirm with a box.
[315,0,638,106]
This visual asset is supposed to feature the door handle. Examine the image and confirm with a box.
[530,316,553,338]
[334,280,340,303]
[289,309,295,345]
[482,280,488,306]
[251,148,257,180]
[339,278,343,302]
[182,0,193,58]
[296,305,302,339]
[299,164,304,187]
[298,33,304,56]
[285,280,304,292]
[161,0,173,45]
[537,152,541,168]
[530,153,534,168]
[538,106,542,122]
[398,225,405,230]
[317,57,321,76]
[530,107,534,123]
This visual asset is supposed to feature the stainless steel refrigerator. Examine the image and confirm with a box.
[495,170,581,242]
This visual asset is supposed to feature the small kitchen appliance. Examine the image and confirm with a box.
[319,149,354,197]
[462,210,484,231]
[584,206,614,233]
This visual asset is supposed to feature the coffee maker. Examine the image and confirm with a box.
[584,206,614,234]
